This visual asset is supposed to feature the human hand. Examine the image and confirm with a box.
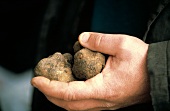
[31,32,151,111]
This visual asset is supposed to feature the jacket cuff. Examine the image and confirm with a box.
[147,41,170,110]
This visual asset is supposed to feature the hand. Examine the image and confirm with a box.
[31,32,151,111]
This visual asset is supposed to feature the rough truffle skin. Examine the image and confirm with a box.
[72,48,105,80]
[34,41,106,82]
[34,52,75,82]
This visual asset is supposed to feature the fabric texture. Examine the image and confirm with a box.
[145,0,170,110]
[148,41,170,111]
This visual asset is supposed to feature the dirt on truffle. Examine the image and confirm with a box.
[34,52,75,82]
[34,41,106,82]
[72,41,105,80]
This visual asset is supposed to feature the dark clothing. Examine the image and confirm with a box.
[0,0,170,111]
[148,42,170,111]
[146,0,170,110]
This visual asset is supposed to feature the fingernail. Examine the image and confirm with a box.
[80,32,89,43]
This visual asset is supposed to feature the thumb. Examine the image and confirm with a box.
[78,32,123,55]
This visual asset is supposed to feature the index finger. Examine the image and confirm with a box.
[31,73,105,101]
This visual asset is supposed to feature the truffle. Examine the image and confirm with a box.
[34,52,75,82]
[34,41,106,82]
[72,42,105,80]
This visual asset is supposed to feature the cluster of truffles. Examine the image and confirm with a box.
[34,41,106,82]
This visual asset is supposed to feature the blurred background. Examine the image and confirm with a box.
[0,0,48,111]
[0,0,154,111]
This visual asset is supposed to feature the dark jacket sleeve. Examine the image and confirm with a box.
[147,40,170,111]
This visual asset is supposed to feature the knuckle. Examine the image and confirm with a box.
[93,34,104,50]
[63,89,75,101]
[117,35,130,50]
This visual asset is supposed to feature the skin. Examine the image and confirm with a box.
[31,32,151,111]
